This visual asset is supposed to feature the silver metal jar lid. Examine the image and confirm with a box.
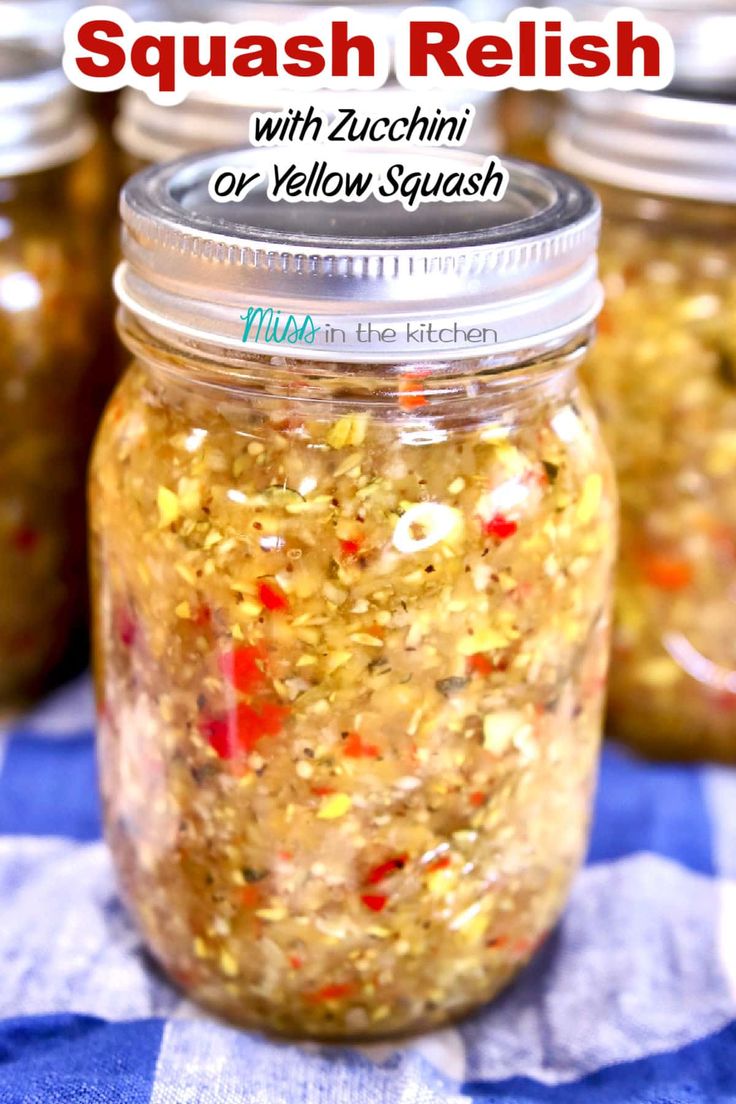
[0,44,94,177]
[116,147,601,363]
[115,84,502,165]
[0,1,156,48]
[552,89,736,205]
[561,1,736,94]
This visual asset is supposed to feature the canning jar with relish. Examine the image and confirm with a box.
[91,148,616,1038]
[554,88,736,760]
[0,46,108,711]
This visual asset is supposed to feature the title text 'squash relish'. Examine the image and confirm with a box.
[91,148,617,1038]
[554,88,736,760]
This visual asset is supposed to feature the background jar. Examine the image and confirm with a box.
[0,46,110,710]
[553,90,736,760]
[115,81,502,177]
[558,0,736,98]
[91,148,616,1039]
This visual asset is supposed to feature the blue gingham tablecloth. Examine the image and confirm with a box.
[1,678,736,1103]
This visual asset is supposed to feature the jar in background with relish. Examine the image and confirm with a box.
[91,148,616,1038]
[553,88,736,759]
[0,46,108,711]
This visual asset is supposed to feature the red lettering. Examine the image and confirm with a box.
[75,19,125,78]
[331,21,374,78]
[518,20,536,77]
[569,35,610,77]
[182,33,226,77]
[233,36,278,77]
[617,20,661,77]
[466,35,512,77]
[545,22,562,78]
[130,35,176,93]
[284,34,325,77]
[409,21,462,77]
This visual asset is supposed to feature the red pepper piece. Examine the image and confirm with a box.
[487,934,538,956]
[236,701,289,750]
[427,855,451,872]
[343,731,380,759]
[488,934,509,949]
[713,690,736,713]
[198,716,234,759]
[483,514,518,541]
[258,581,289,611]
[398,368,430,411]
[597,308,614,335]
[200,701,289,759]
[398,377,427,411]
[115,606,137,648]
[304,982,356,1004]
[467,653,494,677]
[288,954,304,970]
[193,603,212,628]
[641,553,693,592]
[11,526,39,553]
[218,644,267,692]
[339,538,362,559]
[240,884,262,909]
[366,854,408,885]
[360,893,388,912]
[470,791,487,807]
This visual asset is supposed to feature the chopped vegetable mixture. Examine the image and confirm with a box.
[0,163,107,710]
[91,336,615,1038]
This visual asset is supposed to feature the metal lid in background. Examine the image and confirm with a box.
[0,44,93,177]
[562,1,736,94]
[116,148,601,363]
[0,1,157,49]
[116,84,502,165]
[165,0,508,21]
[552,90,736,205]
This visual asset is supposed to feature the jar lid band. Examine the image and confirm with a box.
[553,90,736,205]
[0,1,155,48]
[115,85,502,166]
[0,45,93,177]
[118,149,601,363]
[563,1,736,94]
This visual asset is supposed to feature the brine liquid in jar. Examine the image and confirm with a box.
[91,148,616,1038]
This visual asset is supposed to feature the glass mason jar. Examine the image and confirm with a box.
[499,89,556,165]
[554,90,736,759]
[91,148,616,1038]
[0,46,107,710]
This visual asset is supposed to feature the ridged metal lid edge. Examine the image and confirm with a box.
[117,148,602,362]
[553,90,736,204]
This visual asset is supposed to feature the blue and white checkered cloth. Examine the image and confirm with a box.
[1,676,736,1103]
